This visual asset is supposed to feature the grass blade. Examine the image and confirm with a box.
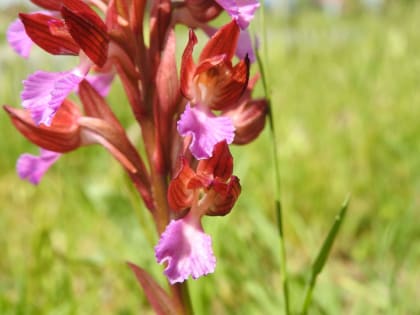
[301,195,350,315]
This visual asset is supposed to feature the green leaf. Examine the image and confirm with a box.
[301,195,350,315]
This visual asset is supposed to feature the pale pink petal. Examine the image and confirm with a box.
[16,149,61,185]
[177,104,235,160]
[21,69,84,126]
[155,214,216,284]
[215,0,260,29]
[84,71,115,97]
[236,29,256,63]
[7,18,33,58]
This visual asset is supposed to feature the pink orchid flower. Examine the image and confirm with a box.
[178,21,249,159]
[156,141,241,283]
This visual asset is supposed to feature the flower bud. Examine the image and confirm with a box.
[225,99,268,145]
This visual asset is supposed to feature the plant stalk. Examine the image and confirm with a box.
[257,2,291,314]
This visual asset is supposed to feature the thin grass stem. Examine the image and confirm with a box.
[257,2,290,314]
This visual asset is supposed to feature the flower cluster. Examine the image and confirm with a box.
[5,0,266,307]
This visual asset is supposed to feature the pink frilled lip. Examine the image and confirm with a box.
[155,213,216,284]
[177,103,235,160]
[16,149,61,185]
[215,0,260,30]
[6,18,34,58]
[21,68,86,126]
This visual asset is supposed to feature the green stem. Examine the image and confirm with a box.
[180,282,194,315]
[257,3,291,314]
[301,275,315,315]
[275,200,291,315]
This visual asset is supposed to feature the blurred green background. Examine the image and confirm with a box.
[1,1,419,314]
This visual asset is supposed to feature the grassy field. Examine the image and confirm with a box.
[1,3,419,315]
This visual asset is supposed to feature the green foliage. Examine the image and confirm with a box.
[301,196,350,314]
[1,3,420,314]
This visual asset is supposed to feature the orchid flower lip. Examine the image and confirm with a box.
[16,148,61,185]
[215,0,260,30]
[21,65,89,126]
[155,212,216,284]
[177,103,235,160]
[7,18,33,58]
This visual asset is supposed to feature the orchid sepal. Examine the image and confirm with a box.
[199,20,239,62]
[196,140,233,181]
[180,22,250,111]
[31,0,62,11]
[168,158,196,211]
[226,98,268,145]
[61,0,110,67]
[3,100,81,152]
[19,12,80,56]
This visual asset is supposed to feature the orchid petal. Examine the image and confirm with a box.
[215,0,260,29]
[177,104,234,160]
[237,29,256,63]
[199,20,239,62]
[84,72,114,97]
[155,214,216,284]
[16,149,61,185]
[197,141,233,181]
[168,158,196,211]
[7,18,33,58]
[21,69,85,126]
